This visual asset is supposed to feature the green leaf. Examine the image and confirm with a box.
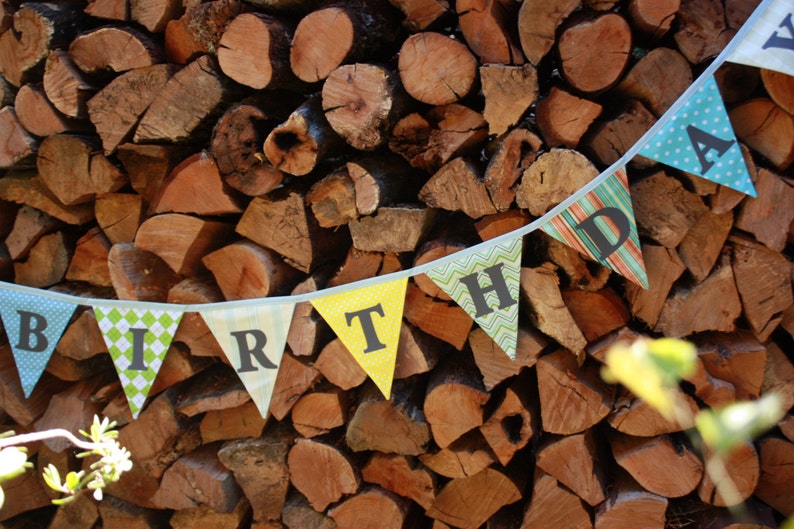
[65,471,82,491]
[42,463,62,491]
[695,393,785,456]
[0,447,30,483]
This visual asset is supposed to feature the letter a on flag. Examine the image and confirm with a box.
[424,237,521,360]
[199,303,295,418]
[640,75,756,197]
[541,168,649,289]
[93,306,183,418]
[727,0,794,76]
[0,288,78,397]
[311,277,408,399]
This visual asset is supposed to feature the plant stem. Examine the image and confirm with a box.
[0,429,99,452]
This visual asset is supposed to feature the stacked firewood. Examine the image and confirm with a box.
[0,0,793,527]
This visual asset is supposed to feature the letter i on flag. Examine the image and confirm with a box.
[93,306,183,419]
[640,75,756,197]
[0,289,78,397]
[541,168,649,289]
[424,237,522,360]
[727,0,794,77]
[199,303,295,418]
[311,277,408,399]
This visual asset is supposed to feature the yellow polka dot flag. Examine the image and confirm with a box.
[311,277,408,399]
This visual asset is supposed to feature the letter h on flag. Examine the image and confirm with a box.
[541,168,649,290]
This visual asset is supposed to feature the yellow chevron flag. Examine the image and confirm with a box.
[311,277,408,399]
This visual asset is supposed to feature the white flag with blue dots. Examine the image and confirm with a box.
[641,75,757,197]
[0,289,78,397]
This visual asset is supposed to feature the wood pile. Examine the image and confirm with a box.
[0,0,793,527]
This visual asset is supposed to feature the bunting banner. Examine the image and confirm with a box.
[0,289,78,397]
[639,75,757,197]
[199,303,295,418]
[727,0,794,76]
[311,277,408,399]
[541,168,649,289]
[93,306,183,418]
[424,237,521,359]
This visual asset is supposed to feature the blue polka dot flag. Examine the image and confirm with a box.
[640,75,757,197]
[0,289,78,397]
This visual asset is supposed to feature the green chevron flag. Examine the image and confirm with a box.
[425,236,522,359]
[93,306,183,419]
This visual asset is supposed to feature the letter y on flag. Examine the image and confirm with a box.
[199,303,295,418]
[0,288,78,397]
[424,237,522,360]
[727,0,794,76]
[311,277,407,399]
[541,168,649,289]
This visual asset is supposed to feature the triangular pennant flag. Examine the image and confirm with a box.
[311,277,407,399]
[727,0,794,77]
[0,289,78,397]
[93,306,183,419]
[640,75,756,197]
[199,303,295,418]
[541,168,649,289]
[424,237,521,360]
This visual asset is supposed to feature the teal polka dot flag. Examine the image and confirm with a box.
[0,289,78,397]
[93,305,183,419]
[640,75,757,197]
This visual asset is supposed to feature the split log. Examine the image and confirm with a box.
[348,205,436,253]
[516,0,579,67]
[315,337,368,389]
[347,155,423,216]
[469,326,546,391]
[423,356,489,448]
[95,193,144,245]
[42,50,95,119]
[163,0,240,64]
[200,400,266,443]
[346,381,431,455]
[426,468,523,529]
[419,157,497,219]
[609,432,703,498]
[69,26,162,74]
[535,87,602,149]
[131,0,183,33]
[281,492,338,529]
[237,189,348,273]
[34,378,108,452]
[536,349,613,435]
[389,103,488,173]
[478,372,537,466]
[0,3,80,86]
[627,0,680,39]
[673,0,734,64]
[557,13,632,94]
[0,344,68,426]
[98,496,169,529]
[14,230,73,287]
[87,64,177,154]
[107,242,181,301]
[697,440,760,508]
[616,47,692,117]
[397,32,478,105]
[520,469,592,529]
[322,63,409,151]
[479,64,536,136]
[56,308,108,361]
[217,422,295,525]
[625,244,686,328]
[584,99,656,167]
[515,148,599,217]
[754,436,794,517]
[696,330,767,401]
[761,68,794,115]
[594,473,668,529]
[134,54,236,144]
[762,342,794,414]
[520,263,588,358]
[202,240,303,300]
[475,210,530,242]
[289,3,399,84]
[729,98,794,171]
[483,128,541,211]
[268,352,322,421]
[84,0,129,21]
[536,429,606,506]
[562,287,631,342]
[394,322,444,379]
[386,0,449,31]
[15,83,89,137]
[287,437,360,511]
[328,486,412,529]
[168,499,251,529]
[678,210,734,282]
[306,167,358,228]
[37,133,126,205]
[361,452,436,509]
[683,356,736,408]
[608,388,698,437]
[457,0,523,64]
[48,492,99,529]
[5,203,61,260]
[0,106,38,168]
[735,168,794,253]
[210,101,286,197]
[263,95,344,177]
[543,236,612,292]
[0,469,56,521]
[65,226,112,287]
[420,430,495,479]
[291,386,350,437]
[116,143,189,204]
[286,271,333,357]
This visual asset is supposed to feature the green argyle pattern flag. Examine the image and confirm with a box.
[93,306,183,418]
[425,236,522,359]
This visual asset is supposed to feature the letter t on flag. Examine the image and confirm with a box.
[311,277,408,399]
[199,303,295,418]
[424,237,522,359]
[0,288,78,397]
[93,306,183,419]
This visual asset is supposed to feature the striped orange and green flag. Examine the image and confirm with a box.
[540,168,648,289]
